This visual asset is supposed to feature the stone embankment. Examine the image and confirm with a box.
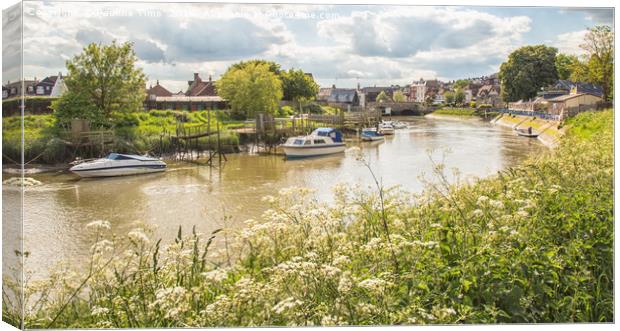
[492,113,564,147]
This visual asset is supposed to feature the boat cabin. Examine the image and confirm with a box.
[311,128,343,143]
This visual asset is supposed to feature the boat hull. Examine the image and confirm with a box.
[282,144,346,158]
[361,135,385,141]
[71,164,166,178]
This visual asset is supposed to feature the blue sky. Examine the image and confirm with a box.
[3,2,614,91]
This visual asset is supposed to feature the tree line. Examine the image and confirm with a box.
[500,25,613,103]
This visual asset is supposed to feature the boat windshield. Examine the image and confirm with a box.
[106,153,134,160]
[293,139,304,145]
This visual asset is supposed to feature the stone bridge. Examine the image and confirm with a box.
[368,102,434,116]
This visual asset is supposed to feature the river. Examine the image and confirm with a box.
[3,116,546,278]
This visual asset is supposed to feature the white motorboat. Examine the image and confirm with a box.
[361,128,385,141]
[379,122,395,135]
[392,120,408,129]
[282,128,346,158]
[70,153,167,178]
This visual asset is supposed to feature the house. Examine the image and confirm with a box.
[327,89,359,105]
[34,73,67,96]
[410,78,442,103]
[3,79,38,99]
[2,86,8,99]
[547,93,602,115]
[476,84,502,107]
[144,73,227,111]
[547,80,603,98]
[186,73,217,96]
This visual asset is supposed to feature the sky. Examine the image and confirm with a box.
[2,2,614,91]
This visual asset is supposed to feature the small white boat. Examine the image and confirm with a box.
[282,128,346,158]
[361,128,385,141]
[379,122,395,135]
[70,153,167,178]
[392,121,408,129]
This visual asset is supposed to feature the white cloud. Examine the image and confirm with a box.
[554,30,588,56]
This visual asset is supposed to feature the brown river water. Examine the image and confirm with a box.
[3,116,546,278]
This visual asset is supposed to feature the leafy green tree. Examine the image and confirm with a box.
[555,53,580,80]
[217,62,283,118]
[581,25,614,101]
[53,41,146,127]
[281,69,319,114]
[376,90,391,103]
[230,60,281,75]
[569,58,590,82]
[499,45,559,102]
[454,79,469,90]
[454,88,466,105]
[392,90,406,102]
[444,91,455,105]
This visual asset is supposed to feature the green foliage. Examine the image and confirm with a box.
[277,105,296,117]
[581,26,614,101]
[564,110,613,140]
[53,41,147,126]
[555,54,580,80]
[217,62,283,118]
[321,106,340,115]
[281,69,319,102]
[392,91,406,103]
[10,111,614,327]
[229,60,281,75]
[444,91,455,105]
[376,91,391,103]
[454,88,465,105]
[499,45,559,102]
[453,79,469,90]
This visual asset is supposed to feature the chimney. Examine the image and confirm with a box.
[58,72,62,79]
[208,75,212,82]
[194,73,200,81]
[156,79,159,85]
[332,84,336,89]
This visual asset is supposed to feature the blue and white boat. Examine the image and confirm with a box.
[361,128,385,141]
[69,153,167,178]
[282,128,346,158]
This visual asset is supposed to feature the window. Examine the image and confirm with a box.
[36,86,44,94]
[27,86,33,93]
[293,139,304,145]
[304,140,311,145]
[313,139,325,144]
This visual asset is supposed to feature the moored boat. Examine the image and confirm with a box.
[361,128,385,141]
[69,153,167,178]
[282,128,346,158]
[515,127,539,138]
[379,122,395,135]
[392,120,408,129]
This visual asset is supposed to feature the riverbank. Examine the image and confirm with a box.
[431,107,499,118]
[491,113,564,147]
[5,110,612,328]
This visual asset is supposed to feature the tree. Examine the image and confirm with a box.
[444,91,455,105]
[580,25,614,101]
[280,69,319,114]
[454,88,466,105]
[569,58,590,82]
[53,41,146,126]
[454,79,469,90]
[376,91,391,103]
[392,90,406,102]
[217,62,283,118]
[230,60,281,75]
[555,53,580,80]
[499,45,559,102]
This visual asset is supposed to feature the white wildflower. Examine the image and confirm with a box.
[477,195,489,205]
[202,268,228,283]
[128,229,150,244]
[86,220,111,231]
[272,297,303,314]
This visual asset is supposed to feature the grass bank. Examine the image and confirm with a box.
[2,110,240,165]
[4,111,613,327]
[432,108,498,117]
